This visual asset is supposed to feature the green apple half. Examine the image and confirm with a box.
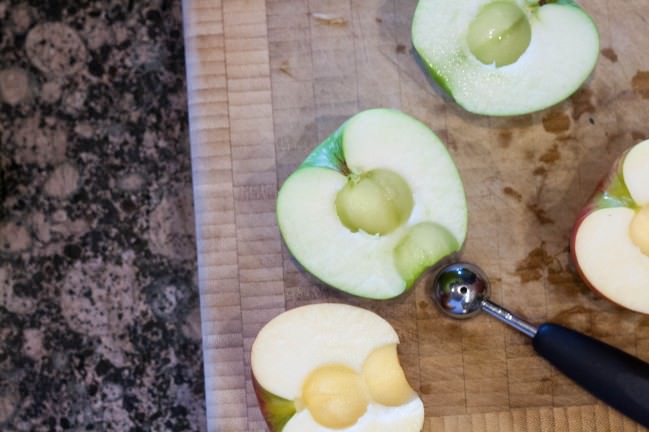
[276,109,467,299]
[251,303,425,431]
[571,140,649,313]
[412,0,599,116]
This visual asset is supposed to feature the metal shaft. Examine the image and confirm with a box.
[480,299,538,338]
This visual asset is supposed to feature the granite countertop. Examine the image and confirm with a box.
[0,1,205,430]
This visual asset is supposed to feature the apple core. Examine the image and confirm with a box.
[335,168,414,235]
[301,364,368,429]
[467,1,532,67]
[630,205,649,256]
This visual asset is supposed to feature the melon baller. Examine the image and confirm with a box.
[430,262,649,427]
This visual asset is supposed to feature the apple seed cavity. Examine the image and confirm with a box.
[467,1,532,67]
[630,205,649,256]
[335,168,414,235]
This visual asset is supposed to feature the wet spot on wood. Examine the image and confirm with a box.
[420,384,432,395]
[570,88,596,120]
[601,48,618,62]
[515,244,552,283]
[539,144,560,164]
[533,166,547,177]
[632,71,649,99]
[526,203,554,225]
[542,111,571,134]
[311,12,347,26]
[514,242,567,284]
[547,263,577,285]
[418,300,429,310]
[503,186,522,202]
[497,130,512,148]
[396,44,406,54]
[632,131,646,141]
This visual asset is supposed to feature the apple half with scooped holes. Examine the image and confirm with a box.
[276,108,467,299]
[251,303,425,431]
[412,0,600,116]
[571,139,649,313]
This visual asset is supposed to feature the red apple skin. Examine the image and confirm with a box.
[569,147,637,307]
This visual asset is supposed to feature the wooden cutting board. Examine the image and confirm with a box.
[182,1,649,430]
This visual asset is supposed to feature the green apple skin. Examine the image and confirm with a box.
[301,121,348,173]
[570,143,648,312]
[276,108,467,300]
[412,0,600,116]
[252,375,296,432]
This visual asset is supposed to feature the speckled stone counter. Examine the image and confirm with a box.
[0,1,205,430]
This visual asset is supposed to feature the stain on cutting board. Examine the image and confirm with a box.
[539,144,560,164]
[542,111,571,134]
[632,71,649,98]
[570,88,596,120]
[601,47,618,62]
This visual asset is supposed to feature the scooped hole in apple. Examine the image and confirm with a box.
[335,168,414,235]
[467,1,532,67]
[300,364,369,429]
[362,344,416,407]
[394,222,460,284]
[299,344,416,429]
[630,205,649,256]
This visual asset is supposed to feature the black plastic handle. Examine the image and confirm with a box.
[533,323,649,427]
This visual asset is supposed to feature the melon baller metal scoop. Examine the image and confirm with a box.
[431,262,649,427]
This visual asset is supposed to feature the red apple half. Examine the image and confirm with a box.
[571,139,649,313]
[251,303,424,431]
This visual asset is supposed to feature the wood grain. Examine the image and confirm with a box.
[183,0,649,430]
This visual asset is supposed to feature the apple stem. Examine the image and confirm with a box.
[342,164,351,176]
[336,156,351,176]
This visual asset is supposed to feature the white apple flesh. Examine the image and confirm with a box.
[572,140,649,313]
[412,0,600,116]
[250,303,425,431]
[276,109,467,299]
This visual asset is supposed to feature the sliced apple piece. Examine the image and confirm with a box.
[251,303,424,431]
[572,139,649,313]
[412,0,600,115]
[276,109,467,299]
